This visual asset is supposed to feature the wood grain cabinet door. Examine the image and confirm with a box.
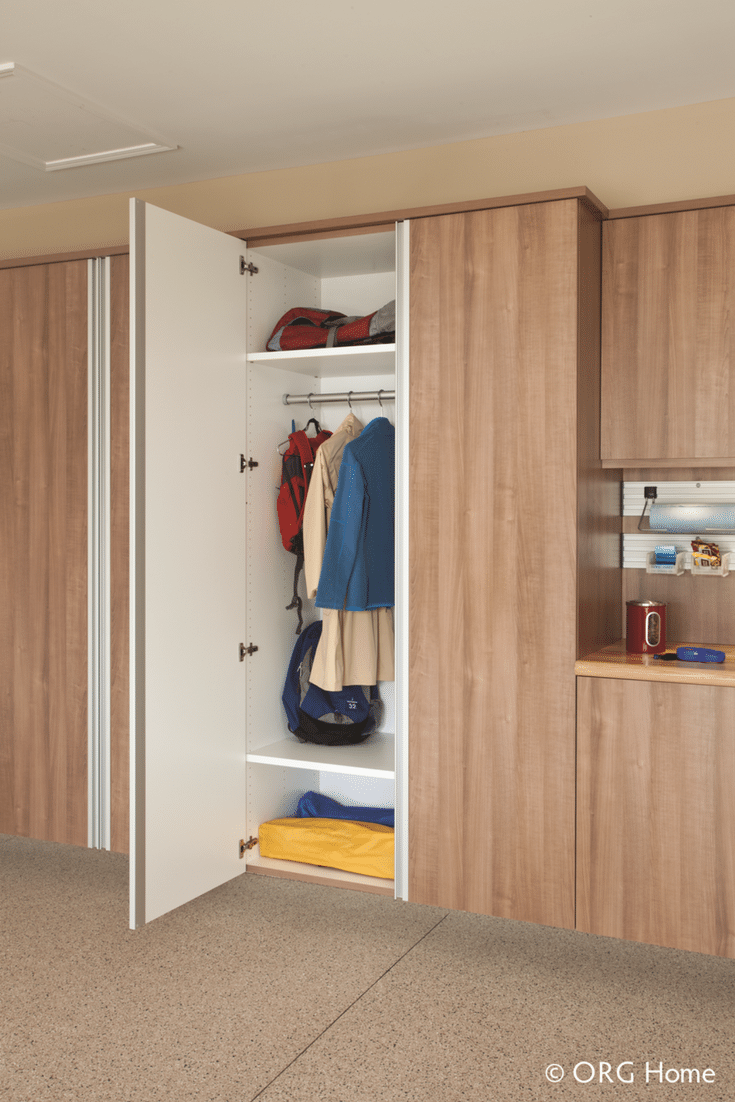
[577,676,735,958]
[407,200,587,928]
[0,261,88,845]
[602,207,735,465]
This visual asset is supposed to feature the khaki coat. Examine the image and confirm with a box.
[302,411,394,691]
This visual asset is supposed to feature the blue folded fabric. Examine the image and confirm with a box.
[295,791,394,828]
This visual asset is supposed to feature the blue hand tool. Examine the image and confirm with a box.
[675,647,726,664]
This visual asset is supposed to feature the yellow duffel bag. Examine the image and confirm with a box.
[259,817,394,879]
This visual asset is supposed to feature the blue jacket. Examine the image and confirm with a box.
[315,417,394,611]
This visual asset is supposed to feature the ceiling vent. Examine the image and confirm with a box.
[0,62,177,171]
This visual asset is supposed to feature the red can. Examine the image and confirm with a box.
[626,600,667,654]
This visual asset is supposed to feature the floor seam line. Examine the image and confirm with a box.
[246,910,450,1101]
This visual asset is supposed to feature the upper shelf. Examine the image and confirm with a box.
[246,344,396,378]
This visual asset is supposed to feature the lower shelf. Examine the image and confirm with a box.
[246,854,394,896]
[247,730,395,778]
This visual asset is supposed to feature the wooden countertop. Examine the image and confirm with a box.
[576,640,735,687]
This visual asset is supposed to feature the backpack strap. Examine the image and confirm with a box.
[290,429,316,482]
[283,427,332,634]
[286,551,305,634]
[282,621,322,729]
[323,315,360,347]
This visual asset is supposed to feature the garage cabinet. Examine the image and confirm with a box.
[601,204,735,466]
[577,674,735,958]
[129,192,617,929]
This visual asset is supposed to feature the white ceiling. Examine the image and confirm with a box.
[2,0,735,213]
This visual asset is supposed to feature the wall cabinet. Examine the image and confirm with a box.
[601,205,735,466]
[577,675,735,958]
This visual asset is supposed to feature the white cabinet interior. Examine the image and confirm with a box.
[242,233,400,894]
[130,202,405,927]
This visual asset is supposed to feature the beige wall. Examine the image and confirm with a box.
[3,97,735,260]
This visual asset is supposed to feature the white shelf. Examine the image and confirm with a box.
[247,730,395,779]
[247,344,396,378]
[247,855,394,894]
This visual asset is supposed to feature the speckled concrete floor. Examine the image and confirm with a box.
[2,833,733,1102]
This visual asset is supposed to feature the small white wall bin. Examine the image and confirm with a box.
[622,482,735,574]
[645,549,687,575]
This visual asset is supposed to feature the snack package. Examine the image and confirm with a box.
[691,537,721,568]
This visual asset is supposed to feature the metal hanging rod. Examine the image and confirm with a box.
[283,389,395,408]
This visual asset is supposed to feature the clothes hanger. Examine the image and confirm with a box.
[276,407,324,454]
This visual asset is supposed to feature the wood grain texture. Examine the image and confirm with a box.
[576,640,735,687]
[408,200,605,928]
[624,464,735,480]
[577,676,735,958]
[608,192,735,220]
[109,254,129,853]
[602,207,735,463]
[0,246,129,271]
[0,261,88,845]
[576,204,623,658]
[237,186,608,246]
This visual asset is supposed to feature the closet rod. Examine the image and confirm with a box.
[283,389,395,407]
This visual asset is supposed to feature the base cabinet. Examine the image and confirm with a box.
[576,675,735,958]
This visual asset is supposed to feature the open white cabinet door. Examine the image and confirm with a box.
[129,200,249,927]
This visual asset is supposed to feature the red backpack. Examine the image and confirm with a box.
[266,302,395,352]
[277,419,332,633]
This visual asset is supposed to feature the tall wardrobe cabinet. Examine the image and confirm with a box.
[129,201,405,927]
[408,199,619,927]
[130,192,617,931]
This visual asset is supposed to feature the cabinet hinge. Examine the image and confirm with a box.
[241,454,259,472]
[240,836,258,858]
[240,642,259,661]
[240,256,259,276]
